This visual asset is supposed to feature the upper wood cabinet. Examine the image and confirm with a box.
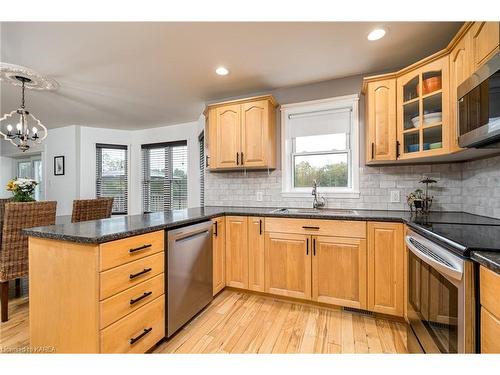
[205,95,277,171]
[264,232,311,300]
[212,217,226,296]
[312,235,367,309]
[225,216,249,289]
[363,22,499,165]
[248,216,265,292]
[471,22,500,70]
[365,79,397,162]
[367,222,404,317]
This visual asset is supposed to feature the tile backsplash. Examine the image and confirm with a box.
[205,155,500,218]
[205,163,463,212]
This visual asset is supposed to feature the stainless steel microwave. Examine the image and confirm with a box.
[458,51,500,148]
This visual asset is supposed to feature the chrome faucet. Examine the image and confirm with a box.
[312,180,326,209]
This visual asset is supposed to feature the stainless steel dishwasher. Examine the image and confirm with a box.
[167,221,213,337]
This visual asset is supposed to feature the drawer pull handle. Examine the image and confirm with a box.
[129,268,152,279]
[302,226,320,230]
[130,291,153,305]
[129,327,153,345]
[129,244,152,253]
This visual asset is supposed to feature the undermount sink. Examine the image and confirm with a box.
[270,208,359,216]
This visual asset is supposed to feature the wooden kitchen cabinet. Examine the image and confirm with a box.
[248,217,265,292]
[205,95,277,170]
[312,235,367,309]
[365,78,397,163]
[212,217,226,296]
[471,22,500,70]
[264,232,311,300]
[225,216,249,289]
[367,222,404,317]
[480,266,500,353]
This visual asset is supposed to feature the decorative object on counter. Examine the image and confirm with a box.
[0,63,58,152]
[407,176,437,215]
[311,179,327,209]
[6,178,38,202]
[54,155,65,176]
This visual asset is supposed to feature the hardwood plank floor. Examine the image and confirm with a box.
[0,289,408,354]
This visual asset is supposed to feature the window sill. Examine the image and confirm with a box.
[281,191,361,199]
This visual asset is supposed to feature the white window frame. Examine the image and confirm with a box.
[281,94,360,199]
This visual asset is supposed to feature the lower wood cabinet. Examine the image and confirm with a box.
[367,222,404,317]
[480,266,500,353]
[212,217,226,295]
[264,232,311,300]
[248,216,265,292]
[225,216,249,289]
[312,235,367,309]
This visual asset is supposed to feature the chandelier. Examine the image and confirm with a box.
[0,63,58,152]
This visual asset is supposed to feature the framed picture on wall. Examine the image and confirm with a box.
[54,156,65,176]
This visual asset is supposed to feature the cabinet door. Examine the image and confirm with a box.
[312,235,367,309]
[215,105,241,168]
[397,56,450,159]
[449,32,472,153]
[212,217,226,295]
[366,79,397,162]
[241,100,269,168]
[367,222,404,317]
[481,307,500,353]
[471,22,500,70]
[248,217,265,292]
[225,216,248,289]
[264,232,311,300]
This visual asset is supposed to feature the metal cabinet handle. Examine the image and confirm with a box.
[313,238,316,256]
[130,291,152,305]
[302,226,320,230]
[241,152,244,165]
[306,238,309,255]
[129,268,152,279]
[129,327,153,345]
[396,141,401,158]
[205,155,209,168]
[259,219,262,235]
[214,221,218,237]
[236,152,239,165]
[129,244,152,253]
[371,143,375,159]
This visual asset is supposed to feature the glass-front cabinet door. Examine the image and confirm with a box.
[397,56,449,159]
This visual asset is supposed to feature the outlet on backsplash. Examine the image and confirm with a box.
[256,191,263,202]
[390,190,401,203]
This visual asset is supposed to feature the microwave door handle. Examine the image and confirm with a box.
[405,236,463,282]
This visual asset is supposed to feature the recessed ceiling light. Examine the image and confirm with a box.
[367,28,387,41]
[215,66,229,76]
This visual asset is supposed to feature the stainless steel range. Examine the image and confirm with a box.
[405,228,476,353]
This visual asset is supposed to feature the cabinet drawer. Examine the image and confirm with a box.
[100,273,164,328]
[100,231,164,271]
[100,296,165,354]
[265,217,366,238]
[480,266,500,318]
[481,307,500,353]
[100,252,164,300]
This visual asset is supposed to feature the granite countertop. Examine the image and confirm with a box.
[23,206,500,247]
[471,251,500,274]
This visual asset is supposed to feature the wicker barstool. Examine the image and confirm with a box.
[0,201,57,322]
[71,197,114,223]
[0,198,14,244]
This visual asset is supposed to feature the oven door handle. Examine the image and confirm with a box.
[405,235,463,282]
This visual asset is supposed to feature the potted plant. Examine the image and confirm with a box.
[407,189,424,211]
[6,178,38,202]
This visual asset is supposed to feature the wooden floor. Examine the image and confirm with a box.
[0,289,408,354]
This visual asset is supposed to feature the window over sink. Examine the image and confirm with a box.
[281,95,360,198]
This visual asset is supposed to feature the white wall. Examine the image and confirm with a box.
[0,142,15,198]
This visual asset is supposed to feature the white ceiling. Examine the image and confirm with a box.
[0,22,462,130]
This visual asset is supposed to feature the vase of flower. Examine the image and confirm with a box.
[6,178,38,202]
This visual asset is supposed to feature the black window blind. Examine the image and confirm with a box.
[142,141,188,213]
[96,143,128,214]
[199,132,205,207]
